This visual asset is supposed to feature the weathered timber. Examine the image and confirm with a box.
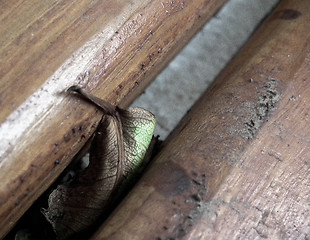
[92,0,310,239]
[0,0,227,238]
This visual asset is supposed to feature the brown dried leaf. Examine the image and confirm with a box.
[42,86,156,239]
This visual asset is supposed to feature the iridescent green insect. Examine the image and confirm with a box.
[42,86,156,239]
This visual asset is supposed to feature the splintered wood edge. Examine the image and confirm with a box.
[0,0,227,237]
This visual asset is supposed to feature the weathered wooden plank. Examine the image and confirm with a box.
[92,0,310,239]
[0,0,227,238]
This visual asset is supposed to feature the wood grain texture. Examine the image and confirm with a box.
[0,0,227,238]
[92,0,310,239]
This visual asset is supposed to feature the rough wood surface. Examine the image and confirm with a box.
[92,0,310,239]
[0,0,227,238]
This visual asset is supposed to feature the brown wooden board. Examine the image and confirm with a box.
[92,0,310,239]
[0,0,227,238]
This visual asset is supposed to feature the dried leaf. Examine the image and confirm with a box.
[42,86,156,239]
[15,229,32,240]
